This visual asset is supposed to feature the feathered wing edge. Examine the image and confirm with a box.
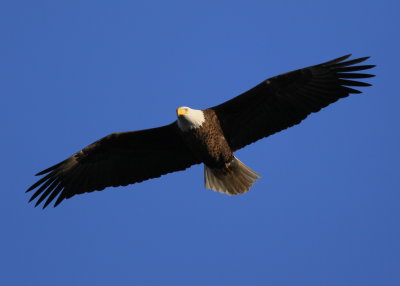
[25,159,71,208]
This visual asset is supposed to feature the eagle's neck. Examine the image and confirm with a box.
[177,108,205,132]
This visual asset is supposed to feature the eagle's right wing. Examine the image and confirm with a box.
[26,123,200,208]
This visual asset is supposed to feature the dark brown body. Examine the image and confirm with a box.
[179,109,233,169]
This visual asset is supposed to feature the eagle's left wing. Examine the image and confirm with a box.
[210,55,375,151]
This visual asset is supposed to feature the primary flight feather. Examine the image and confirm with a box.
[26,54,375,208]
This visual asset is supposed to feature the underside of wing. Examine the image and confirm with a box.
[211,55,375,151]
[26,123,200,208]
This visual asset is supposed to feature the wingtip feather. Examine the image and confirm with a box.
[35,161,65,176]
[322,54,352,65]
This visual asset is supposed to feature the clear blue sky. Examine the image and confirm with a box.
[1,1,399,285]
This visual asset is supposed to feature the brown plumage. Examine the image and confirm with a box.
[180,109,233,168]
[178,109,260,195]
[26,54,375,208]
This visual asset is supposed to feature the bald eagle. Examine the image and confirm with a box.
[26,55,375,208]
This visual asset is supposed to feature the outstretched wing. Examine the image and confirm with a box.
[26,123,200,208]
[210,55,375,151]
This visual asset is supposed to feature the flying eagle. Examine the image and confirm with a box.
[26,54,375,208]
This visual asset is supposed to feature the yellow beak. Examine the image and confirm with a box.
[177,108,187,116]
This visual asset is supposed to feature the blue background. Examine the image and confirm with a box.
[1,1,399,285]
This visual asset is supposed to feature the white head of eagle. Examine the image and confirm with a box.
[176,106,205,131]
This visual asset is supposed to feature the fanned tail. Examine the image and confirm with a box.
[204,157,261,195]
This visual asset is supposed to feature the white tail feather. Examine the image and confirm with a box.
[204,157,261,195]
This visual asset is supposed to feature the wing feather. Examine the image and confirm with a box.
[211,55,375,151]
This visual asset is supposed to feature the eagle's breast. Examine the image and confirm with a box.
[178,109,233,168]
